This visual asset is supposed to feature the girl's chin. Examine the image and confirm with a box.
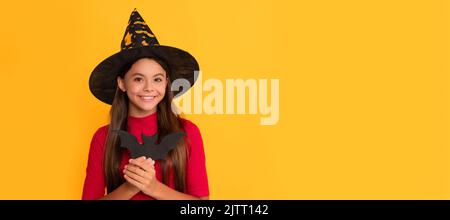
[135,98,156,105]
[136,104,157,112]
[130,102,157,113]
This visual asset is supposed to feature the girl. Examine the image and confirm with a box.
[82,9,209,200]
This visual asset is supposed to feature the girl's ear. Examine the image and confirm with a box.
[117,77,126,92]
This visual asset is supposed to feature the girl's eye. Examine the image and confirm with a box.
[154,78,163,82]
[134,77,143,82]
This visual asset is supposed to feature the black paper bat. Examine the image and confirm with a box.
[114,130,185,160]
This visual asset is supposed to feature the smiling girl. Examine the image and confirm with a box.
[82,9,209,200]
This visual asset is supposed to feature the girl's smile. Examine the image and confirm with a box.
[138,95,157,101]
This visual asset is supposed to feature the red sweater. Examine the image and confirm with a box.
[82,112,209,199]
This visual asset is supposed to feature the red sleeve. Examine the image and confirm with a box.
[183,120,210,197]
[82,126,108,200]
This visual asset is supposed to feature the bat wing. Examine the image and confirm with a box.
[142,132,185,160]
[114,130,142,159]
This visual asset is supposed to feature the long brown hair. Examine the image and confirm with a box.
[103,57,188,193]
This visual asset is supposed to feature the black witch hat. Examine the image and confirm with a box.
[89,9,199,104]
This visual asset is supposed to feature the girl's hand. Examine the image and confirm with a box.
[123,156,158,196]
[123,156,146,193]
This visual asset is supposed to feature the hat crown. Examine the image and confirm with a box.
[120,9,159,50]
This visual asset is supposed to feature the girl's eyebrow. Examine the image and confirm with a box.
[131,72,165,77]
[131,72,144,77]
[153,73,165,77]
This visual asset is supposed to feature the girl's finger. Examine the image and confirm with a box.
[125,164,148,177]
[129,156,146,164]
[129,158,146,167]
[146,158,155,166]
[124,168,149,183]
[139,162,154,173]
[124,164,147,175]
[124,174,144,189]
[129,159,154,172]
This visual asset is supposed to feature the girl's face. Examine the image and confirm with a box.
[117,58,168,117]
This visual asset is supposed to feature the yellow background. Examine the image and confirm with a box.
[0,0,449,199]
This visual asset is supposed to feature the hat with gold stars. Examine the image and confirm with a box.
[89,9,199,105]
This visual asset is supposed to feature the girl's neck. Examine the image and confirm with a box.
[128,109,157,118]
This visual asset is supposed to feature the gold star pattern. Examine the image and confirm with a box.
[124,32,132,46]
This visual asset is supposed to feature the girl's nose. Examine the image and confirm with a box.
[143,81,155,92]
